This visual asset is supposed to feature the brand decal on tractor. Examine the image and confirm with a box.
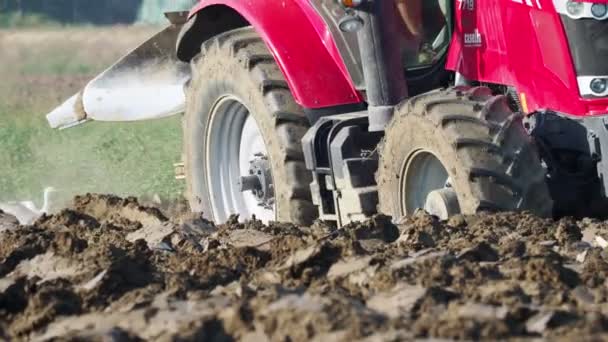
[464,29,482,47]
[458,0,475,11]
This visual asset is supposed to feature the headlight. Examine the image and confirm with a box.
[578,77,608,97]
[591,4,608,18]
[554,0,608,19]
[591,78,608,94]
[566,1,585,17]
[338,13,364,32]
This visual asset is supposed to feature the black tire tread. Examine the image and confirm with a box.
[184,27,316,224]
[378,86,553,218]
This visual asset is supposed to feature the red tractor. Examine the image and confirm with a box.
[48,0,608,226]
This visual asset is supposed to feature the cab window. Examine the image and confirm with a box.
[395,0,451,69]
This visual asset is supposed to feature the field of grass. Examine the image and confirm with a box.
[0,26,185,206]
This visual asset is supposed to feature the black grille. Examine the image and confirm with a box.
[561,15,608,76]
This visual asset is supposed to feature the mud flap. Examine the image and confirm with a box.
[47,13,190,129]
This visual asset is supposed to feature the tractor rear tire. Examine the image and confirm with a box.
[377,86,553,220]
[183,27,316,225]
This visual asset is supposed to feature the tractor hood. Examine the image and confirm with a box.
[46,12,190,129]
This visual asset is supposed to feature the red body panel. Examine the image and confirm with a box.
[190,0,608,117]
[189,0,363,109]
[446,0,608,117]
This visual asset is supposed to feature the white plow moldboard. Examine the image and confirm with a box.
[47,18,190,129]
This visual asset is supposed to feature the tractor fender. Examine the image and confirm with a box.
[178,1,363,109]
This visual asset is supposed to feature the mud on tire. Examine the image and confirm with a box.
[183,27,316,225]
[377,86,553,219]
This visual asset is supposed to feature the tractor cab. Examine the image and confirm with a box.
[310,0,454,106]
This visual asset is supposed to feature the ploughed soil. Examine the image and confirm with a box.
[1,194,608,341]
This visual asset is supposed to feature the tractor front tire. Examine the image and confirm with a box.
[183,27,316,225]
[377,86,553,220]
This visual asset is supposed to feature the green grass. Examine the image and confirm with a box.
[0,27,184,206]
[19,57,98,76]
[0,108,184,204]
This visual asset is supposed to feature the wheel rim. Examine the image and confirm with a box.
[401,150,459,218]
[206,96,275,223]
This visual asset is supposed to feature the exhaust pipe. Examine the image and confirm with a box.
[355,1,408,132]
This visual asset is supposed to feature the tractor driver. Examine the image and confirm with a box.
[394,0,447,66]
[395,0,424,46]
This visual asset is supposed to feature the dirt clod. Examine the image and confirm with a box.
[1,193,608,340]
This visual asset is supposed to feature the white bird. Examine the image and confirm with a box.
[0,187,57,225]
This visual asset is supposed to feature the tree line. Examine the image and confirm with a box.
[0,0,194,25]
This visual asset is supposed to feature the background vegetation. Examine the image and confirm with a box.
[0,26,185,207]
[0,0,195,27]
